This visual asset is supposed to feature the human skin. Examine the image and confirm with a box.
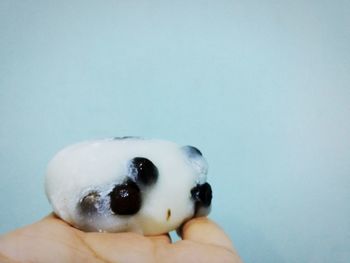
[0,214,242,263]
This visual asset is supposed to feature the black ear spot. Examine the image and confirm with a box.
[113,136,142,140]
[129,157,159,186]
[191,183,212,215]
[182,145,203,157]
[79,191,101,215]
[109,180,141,215]
[181,145,208,176]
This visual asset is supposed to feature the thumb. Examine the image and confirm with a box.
[181,217,239,254]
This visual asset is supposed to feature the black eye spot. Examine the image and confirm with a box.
[191,182,213,207]
[79,191,101,215]
[109,180,141,215]
[130,157,159,186]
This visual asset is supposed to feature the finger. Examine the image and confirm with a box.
[43,212,57,219]
[181,217,235,252]
[40,213,73,227]
[148,233,172,244]
[0,252,17,263]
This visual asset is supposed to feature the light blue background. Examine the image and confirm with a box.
[1,1,349,262]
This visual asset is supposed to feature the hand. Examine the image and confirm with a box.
[0,214,242,263]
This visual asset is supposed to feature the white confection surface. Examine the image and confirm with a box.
[45,138,210,235]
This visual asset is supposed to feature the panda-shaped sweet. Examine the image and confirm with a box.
[45,137,212,235]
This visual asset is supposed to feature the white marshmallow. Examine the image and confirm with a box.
[45,137,211,235]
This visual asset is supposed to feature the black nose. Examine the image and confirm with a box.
[191,183,212,215]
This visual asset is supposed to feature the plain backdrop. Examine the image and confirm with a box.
[1,1,349,262]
